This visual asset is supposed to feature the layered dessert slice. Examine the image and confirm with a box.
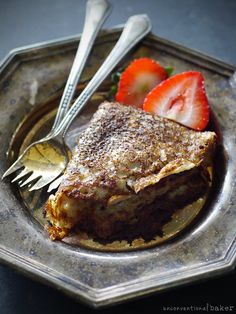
[45,102,216,242]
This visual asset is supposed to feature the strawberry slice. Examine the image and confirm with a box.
[115,58,168,108]
[143,71,210,131]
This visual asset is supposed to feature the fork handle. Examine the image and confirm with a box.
[52,14,151,138]
[50,0,111,132]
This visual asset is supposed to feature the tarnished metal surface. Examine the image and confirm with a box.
[0,29,235,307]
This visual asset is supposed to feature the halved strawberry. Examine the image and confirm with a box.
[115,58,168,108]
[143,71,210,131]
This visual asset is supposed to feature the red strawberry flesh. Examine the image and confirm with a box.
[116,58,168,108]
[143,71,210,131]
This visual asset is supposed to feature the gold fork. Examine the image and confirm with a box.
[2,15,151,191]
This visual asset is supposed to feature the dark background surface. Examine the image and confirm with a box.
[0,0,235,313]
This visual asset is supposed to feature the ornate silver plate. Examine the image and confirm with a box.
[0,28,235,308]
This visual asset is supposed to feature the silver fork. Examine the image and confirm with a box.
[50,0,111,134]
[3,14,151,191]
[2,0,111,181]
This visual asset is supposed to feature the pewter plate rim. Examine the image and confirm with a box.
[0,28,236,308]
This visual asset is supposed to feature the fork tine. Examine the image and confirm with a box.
[2,161,23,179]
[19,173,41,187]
[11,168,31,183]
[29,177,52,191]
[47,175,63,192]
